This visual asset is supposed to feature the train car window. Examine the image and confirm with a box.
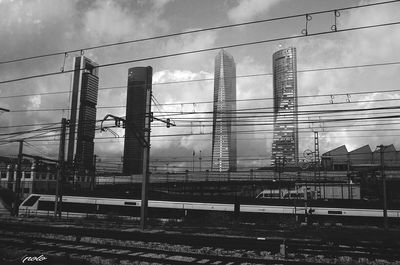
[97,204,139,216]
[38,200,54,211]
[124,202,137,206]
[328,210,343,215]
[62,202,96,213]
[21,195,40,206]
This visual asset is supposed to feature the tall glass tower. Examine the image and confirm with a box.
[271,47,298,167]
[211,50,237,172]
[67,56,99,175]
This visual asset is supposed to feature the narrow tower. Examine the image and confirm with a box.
[67,56,99,175]
[123,66,152,175]
[271,47,298,167]
[211,50,237,172]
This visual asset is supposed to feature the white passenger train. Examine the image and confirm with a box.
[18,194,234,219]
[18,194,400,219]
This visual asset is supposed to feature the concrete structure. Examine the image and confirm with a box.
[67,56,99,176]
[123,66,152,175]
[0,156,91,199]
[211,50,237,172]
[271,47,298,167]
[0,157,55,199]
[256,183,360,200]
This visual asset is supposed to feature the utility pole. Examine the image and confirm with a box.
[192,150,195,173]
[140,79,152,230]
[13,140,23,216]
[378,145,388,230]
[92,154,97,191]
[275,157,282,198]
[99,68,174,230]
[199,150,202,172]
[314,131,321,199]
[54,118,67,218]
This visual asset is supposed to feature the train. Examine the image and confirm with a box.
[18,194,400,220]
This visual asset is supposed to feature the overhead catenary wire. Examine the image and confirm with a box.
[0,0,398,66]
[2,101,400,138]
[6,94,400,114]
[2,61,400,98]
[1,20,400,86]
[3,103,400,139]
[3,122,400,144]
[2,95,400,137]
[0,1,400,167]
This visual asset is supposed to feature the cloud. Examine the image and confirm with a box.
[151,69,213,156]
[83,0,171,44]
[227,0,281,23]
[0,0,172,160]
[151,0,174,9]
[159,30,218,71]
[1,0,399,171]
[287,2,400,156]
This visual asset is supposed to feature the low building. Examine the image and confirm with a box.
[320,145,348,170]
[0,156,92,199]
[321,144,400,171]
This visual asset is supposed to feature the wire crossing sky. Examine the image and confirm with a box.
[0,0,399,170]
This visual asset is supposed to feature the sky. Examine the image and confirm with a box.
[0,0,400,172]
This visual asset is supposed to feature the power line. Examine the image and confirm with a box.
[0,122,60,129]
[10,129,399,146]
[6,94,400,114]
[2,63,400,99]
[1,0,397,66]
[1,20,400,86]
[155,98,400,118]
[4,123,400,144]
[2,104,400,140]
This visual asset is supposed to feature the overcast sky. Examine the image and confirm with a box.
[0,0,399,172]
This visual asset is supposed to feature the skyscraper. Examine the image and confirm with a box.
[211,50,237,172]
[271,47,298,167]
[123,66,152,175]
[67,56,99,174]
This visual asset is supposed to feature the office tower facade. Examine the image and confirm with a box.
[67,56,99,174]
[271,47,298,167]
[123,66,152,175]
[211,50,237,172]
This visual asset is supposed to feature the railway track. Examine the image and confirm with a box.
[0,231,325,265]
[0,220,399,264]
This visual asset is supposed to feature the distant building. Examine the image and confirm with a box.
[123,66,152,175]
[349,145,373,165]
[320,145,349,170]
[67,56,99,176]
[211,50,237,172]
[0,156,57,199]
[321,144,400,170]
[271,47,298,167]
